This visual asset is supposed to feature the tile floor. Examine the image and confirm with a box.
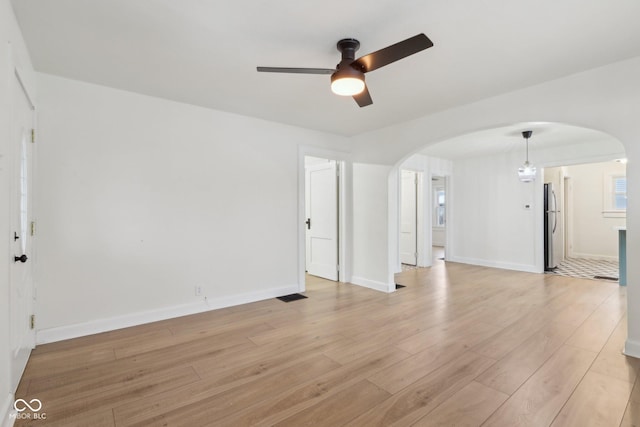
[549,257,620,282]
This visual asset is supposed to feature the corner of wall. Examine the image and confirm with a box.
[1,392,15,427]
[350,276,392,293]
[448,255,540,274]
[624,339,640,360]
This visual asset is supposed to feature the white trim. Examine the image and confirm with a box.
[624,339,640,359]
[602,211,626,218]
[1,393,15,427]
[13,68,35,111]
[388,168,400,287]
[448,256,540,274]
[350,276,392,293]
[36,285,298,344]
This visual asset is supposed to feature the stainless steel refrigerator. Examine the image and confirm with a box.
[544,183,561,271]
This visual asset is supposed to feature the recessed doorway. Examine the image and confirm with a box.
[304,156,339,282]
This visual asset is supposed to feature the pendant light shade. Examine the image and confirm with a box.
[518,130,536,182]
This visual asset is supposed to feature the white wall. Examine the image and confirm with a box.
[564,161,626,260]
[351,163,392,291]
[0,0,36,424]
[451,150,541,271]
[34,73,349,342]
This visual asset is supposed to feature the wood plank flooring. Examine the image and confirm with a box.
[14,257,640,426]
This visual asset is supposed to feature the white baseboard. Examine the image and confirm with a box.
[448,256,540,274]
[624,339,640,359]
[1,393,15,427]
[350,276,392,293]
[36,285,299,344]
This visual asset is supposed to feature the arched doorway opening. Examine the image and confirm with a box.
[390,122,626,281]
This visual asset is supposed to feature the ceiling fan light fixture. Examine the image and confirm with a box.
[330,67,365,96]
[331,77,365,96]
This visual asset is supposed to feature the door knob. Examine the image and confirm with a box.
[305,218,311,229]
[14,254,28,263]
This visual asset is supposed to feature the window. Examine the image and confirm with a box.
[613,176,627,210]
[603,174,626,218]
[434,188,445,227]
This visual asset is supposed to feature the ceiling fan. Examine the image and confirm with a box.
[257,33,433,107]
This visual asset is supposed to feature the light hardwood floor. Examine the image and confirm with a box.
[14,256,640,426]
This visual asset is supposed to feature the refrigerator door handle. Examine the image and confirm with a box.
[552,191,558,233]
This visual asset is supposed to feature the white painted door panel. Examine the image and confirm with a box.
[400,170,417,265]
[306,161,338,281]
[10,73,36,392]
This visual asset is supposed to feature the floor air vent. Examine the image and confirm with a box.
[593,275,618,281]
[277,293,308,302]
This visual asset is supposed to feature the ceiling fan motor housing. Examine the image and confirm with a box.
[332,38,366,87]
[337,38,360,60]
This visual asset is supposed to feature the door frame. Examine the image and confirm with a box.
[8,64,37,393]
[430,174,448,257]
[399,169,420,266]
[564,175,574,258]
[305,159,339,280]
[393,168,451,276]
[297,146,351,291]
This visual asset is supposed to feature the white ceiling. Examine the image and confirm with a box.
[10,0,640,137]
[421,122,623,161]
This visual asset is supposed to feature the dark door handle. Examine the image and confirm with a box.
[14,254,28,263]
[305,218,311,230]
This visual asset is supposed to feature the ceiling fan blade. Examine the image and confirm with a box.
[353,84,373,107]
[353,33,433,73]
[256,66,335,75]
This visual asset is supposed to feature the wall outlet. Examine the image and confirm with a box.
[195,286,202,296]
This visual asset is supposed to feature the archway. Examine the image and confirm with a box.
[347,58,639,356]
[389,122,626,279]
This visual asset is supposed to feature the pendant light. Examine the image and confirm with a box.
[518,130,536,182]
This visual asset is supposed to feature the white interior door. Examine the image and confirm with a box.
[400,170,417,265]
[9,73,36,392]
[305,161,338,281]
